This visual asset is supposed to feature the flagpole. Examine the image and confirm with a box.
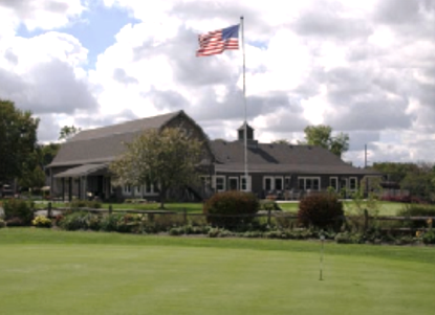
[240,16,249,191]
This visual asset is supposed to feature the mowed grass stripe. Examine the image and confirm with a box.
[1,228,434,264]
[1,240,435,315]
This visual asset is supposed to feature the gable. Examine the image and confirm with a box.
[50,110,213,167]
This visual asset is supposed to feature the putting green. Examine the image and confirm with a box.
[0,230,434,314]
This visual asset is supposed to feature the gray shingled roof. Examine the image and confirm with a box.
[211,140,377,175]
[50,111,181,167]
[69,111,180,142]
[54,163,107,178]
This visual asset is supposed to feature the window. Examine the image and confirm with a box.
[240,176,251,191]
[139,179,159,195]
[306,178,313,190]
[298,177,321,191]
[153,181,160,193]
[263,176,284,191]
[215,176,225,192]
[329,177,338,191]
[349,177,358,191]
[340,178,348,190]
[135,186,141,195]
[298,178,305,190]
[229,177,239,190]
[200,176,211,187]
[274,177,283,191]
[123,185,132,194]
[285,177,291,190]
[264,177,273,191]
[145,178,152,193]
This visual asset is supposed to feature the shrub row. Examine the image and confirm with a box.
[2,199,34,226]
[53,211,435,245]
[57,212,207,234]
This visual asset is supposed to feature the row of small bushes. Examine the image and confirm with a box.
[0,199,103,227]
[56,211,206,234]
[50,211,435,245]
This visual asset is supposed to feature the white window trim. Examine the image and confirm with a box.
[284,176,291,190]
[143,182,159,196]
[274,176,284,191]
[349,177,358,191]
[240,175,252,192]
[214,175,226,192]
[263,176,274,191]
[340,178,349,190]
[329,177,338,191]
[134,186,141,196]
[298,177,321,191]
[123,184,132,195]
[228,176,239,191]
[200,176,212,187]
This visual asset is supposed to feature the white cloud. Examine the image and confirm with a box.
[0,0,86,31]
[0,2,96,142]
[1,0,435,166]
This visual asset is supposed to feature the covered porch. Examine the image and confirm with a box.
[54,163,112,201]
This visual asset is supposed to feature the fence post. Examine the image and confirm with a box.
[109,204,113,215]
[267,209,271,226]
[148,213,154,222]
[363,209,369,231]
[183,208,187,225]
[47,202,52,218]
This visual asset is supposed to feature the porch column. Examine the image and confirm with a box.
[62,178,65,202]
[68,177,72,202]
[49,168,53,196]
[78,177,82,200]
[84,176,88,200]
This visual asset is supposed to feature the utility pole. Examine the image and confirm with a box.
[364,144,367,168]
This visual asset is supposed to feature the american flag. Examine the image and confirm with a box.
[196,24,240,57]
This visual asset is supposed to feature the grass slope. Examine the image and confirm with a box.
[0,229,435,315]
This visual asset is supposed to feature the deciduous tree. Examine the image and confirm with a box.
[0,99,39,183]
[109,128,203,209]
[302,125,349,157]
[59,125,81,141]
[400,163,435,202]
[272,139,290,145]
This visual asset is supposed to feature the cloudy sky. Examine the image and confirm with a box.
[0,0,434,166]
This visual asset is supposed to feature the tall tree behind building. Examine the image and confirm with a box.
[302,125,349,158]
[0,99,39,183]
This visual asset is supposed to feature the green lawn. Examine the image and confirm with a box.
[279,201,406,216]
[0,228,434,315]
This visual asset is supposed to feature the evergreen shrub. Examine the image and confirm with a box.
[3,199,34,226]
[203,191,259,228]
[298,193,344,230]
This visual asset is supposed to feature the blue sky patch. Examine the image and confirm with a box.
[16,3,139,69]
